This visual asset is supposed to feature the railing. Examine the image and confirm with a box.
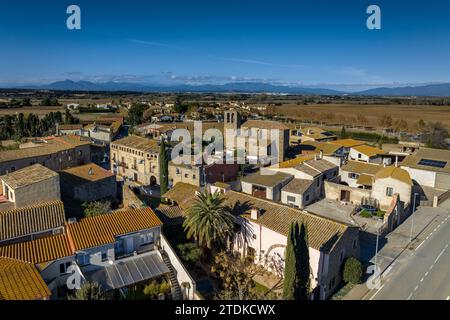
[159,234,198,300]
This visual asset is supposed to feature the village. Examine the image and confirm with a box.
[1,96,449,301]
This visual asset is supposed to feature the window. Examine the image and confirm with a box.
[193,174,196,179]
[59,262,72,274]
[386,187,394,197]
[140,233,154,245]
[348,173,359,179]
[252,234,257,240]
[287,195,296,203]
[101,252,108,262]
[358,153,362,159]
[305,194,310,202]
[184,173,189,178]
[77,253,90,266]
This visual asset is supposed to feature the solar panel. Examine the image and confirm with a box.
[418,158,447,168]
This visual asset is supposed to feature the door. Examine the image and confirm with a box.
[340,190,350,202]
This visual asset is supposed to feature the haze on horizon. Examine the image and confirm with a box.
[1,0,450,91]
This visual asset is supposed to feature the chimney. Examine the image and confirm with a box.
[319,150,324,160]
[88,167,93,176]
[250,208,261,220]
[395,156,399,167]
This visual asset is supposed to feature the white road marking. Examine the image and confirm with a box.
[369,284,385,300]
[424,272,429,277]
[447,296,450,300]
[407,293,413,300]
[435,248,446,263]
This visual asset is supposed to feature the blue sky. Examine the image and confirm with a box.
[1,0,450,89]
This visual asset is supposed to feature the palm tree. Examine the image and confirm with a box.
[183,191,234,250]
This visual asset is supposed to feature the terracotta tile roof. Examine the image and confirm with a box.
[224,191,348,252]
[58,124,83,131]
[276,154,316,169]
[374,166,413,185]
[0,257,50,300]
[1,164,58,189]
[0,234,73,264]
[60,163,114,185]
[241,171,292,188]
[67,207,163,251]
[341,160,382,176]
[241,120,290,130]
[163,182,200,210]
[0,201,65,242]
[160,188,348,252]
[281,179,314,194]
[330,139,366,148]
[0,135,89,163]
[400,148,450,174]
[112,135,159,153]
[154,205,186,226]
[356,174,373,186]
[352,145,385,157]
[300,141,342,155]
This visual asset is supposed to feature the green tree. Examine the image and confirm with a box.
[173,96,188,114]
[343,257,363,284]
[340,126,348,139]
[177,243,203,266]
[128,103,148,126]
[70,282,106,300]
[283,222,310,300]
[82,201,111,218]
[159,140,169,195]
[183,191,234,250]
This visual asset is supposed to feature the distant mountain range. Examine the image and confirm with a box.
[13,80,450,97]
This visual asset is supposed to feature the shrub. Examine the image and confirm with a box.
[343,258,363,284]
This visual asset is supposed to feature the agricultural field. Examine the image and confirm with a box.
[272,103,450,131]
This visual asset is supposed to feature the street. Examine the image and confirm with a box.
[364,202,450,300]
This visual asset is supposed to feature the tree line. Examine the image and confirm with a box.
[0,109,78,141]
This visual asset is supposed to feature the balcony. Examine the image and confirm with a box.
[118,162,129,169]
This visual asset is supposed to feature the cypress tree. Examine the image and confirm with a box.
[340,125,347,139]
[297,223,311,300]
[283,222,300,300]
[159,140,169,195]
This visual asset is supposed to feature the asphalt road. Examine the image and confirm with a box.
[367,209,450,300]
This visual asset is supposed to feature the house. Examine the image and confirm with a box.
[66,208,176,295]
[0,257,51,300]
[0,135,91,175]
[110,135,160,186]
[82,122,121,145]
[59,163,117,202]
[329,139,366,154]
[56,124,83,136]
[340,160,383,189]
[280,178,316,209]
[289,126,337,145]
[400,147,450,190]
[0,233,76,298]
[160,184,360,299]
[0,164,60,210]
[240,171,293,201]
[226,190,359,300]
[169,160,239,188]
[224,110,290,164]
[372,166,413,209]
[349,145,389,164]
[325,165,412,211]
[0,201,65,245]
